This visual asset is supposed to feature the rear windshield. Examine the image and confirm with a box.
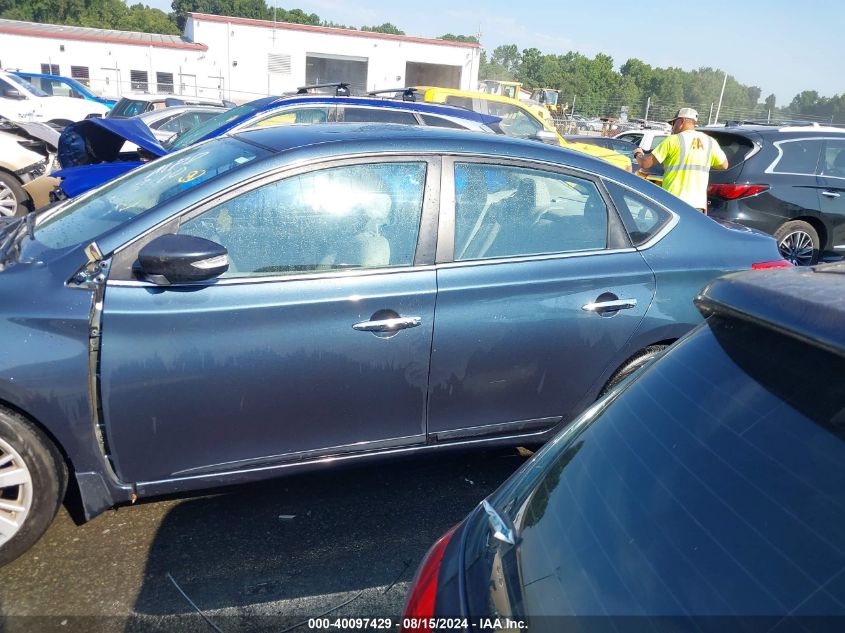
[110,98,154,118]
[166,97,278,151]
[506,316,845,616]
[704,131,756,165]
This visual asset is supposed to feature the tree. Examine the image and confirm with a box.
[360,22,404,35]
[1,0,179,34]
[491,44,520,74]
[438,33,478,43]
[764,93,777,112]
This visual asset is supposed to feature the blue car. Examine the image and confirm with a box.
[11,71,116,108]
[52,92,503,198]
[0,124,785,565]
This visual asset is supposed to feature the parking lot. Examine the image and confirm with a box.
[1,448,527,631]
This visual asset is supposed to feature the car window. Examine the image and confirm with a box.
[179,162,427,277]
[157,111,224,134]
[512,315,845,616]
[453,163,608,261]
[111,99,152,118]
[770,139,823,175]
[648,134,667,149]
[604,181,672,246]
[418,114,469,130]
[35,138,270,250]
[444,96,474,111]
[6,74,46,96]
[340,107,418,124]
[703,131,756,166]
[818,138,845,178]
[249,106,332,128]
[484,102,543,140]
[618,133,642,145]
[46,79,74,98]
[165,97,278,150]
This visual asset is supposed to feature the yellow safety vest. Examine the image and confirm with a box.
[651,130,727,210]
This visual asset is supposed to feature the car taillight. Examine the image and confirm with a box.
[752,259,793,270]
[401,524,459,632]
[707,183,769,200]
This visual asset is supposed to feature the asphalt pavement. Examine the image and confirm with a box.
[1,447,529,632]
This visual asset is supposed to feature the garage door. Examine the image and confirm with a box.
[306,54,368,94]
[406,62,461,89]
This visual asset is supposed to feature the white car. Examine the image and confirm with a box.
[614,128,670,150]
[0,119,57,216]
[0,70,109,126]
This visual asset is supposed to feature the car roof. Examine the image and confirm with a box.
[695,262,845,358]
[418,86,529,106]
[12,71,76,80]
[249,93,502,125]
[231,122,623,174]
[117,94,222,103]
[703,123,845,136]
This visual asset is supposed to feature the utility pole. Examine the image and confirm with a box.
[708,103,714,125]
[571,94,576,117]
[644,96,650,121]
[714,71,728,124]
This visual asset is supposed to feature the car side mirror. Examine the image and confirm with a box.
[3,88,25,100]
[137,234,229,284]
[535,129,559,145]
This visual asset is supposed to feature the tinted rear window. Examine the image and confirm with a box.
[511,316,845,616]
[704,131,756,166]
[110,98,154,118]
[604,180,672,246]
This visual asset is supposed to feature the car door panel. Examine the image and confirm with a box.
[427,159,655,438]
[99,158,438,484]
[100,273,435,483]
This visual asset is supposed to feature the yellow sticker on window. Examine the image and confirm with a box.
[177,169,207,183]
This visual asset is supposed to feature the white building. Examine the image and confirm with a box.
[0,18,213,100]
[0,13,480,103]
[185,12,480,101]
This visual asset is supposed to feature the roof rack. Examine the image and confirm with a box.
[295,82,352,97]
[367,87,418,102]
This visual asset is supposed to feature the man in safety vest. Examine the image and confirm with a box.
[633,107,728,213]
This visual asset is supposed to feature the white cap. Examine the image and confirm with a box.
[669,107,698,123]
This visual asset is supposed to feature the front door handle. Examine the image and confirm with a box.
[352,316,421,333]
[822,190,841,198]
[582,298,638,313]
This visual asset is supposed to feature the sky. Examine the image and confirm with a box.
[145,0,841,106]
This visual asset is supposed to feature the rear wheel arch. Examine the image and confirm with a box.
[599,339,675,398]
[792,215,827,250]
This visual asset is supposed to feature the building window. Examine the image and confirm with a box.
[130,70,149,92]
[156,72,174,94]
[40,63,59,75]
[71,66,90,86]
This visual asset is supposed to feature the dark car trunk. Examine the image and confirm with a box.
[702,129,760,184]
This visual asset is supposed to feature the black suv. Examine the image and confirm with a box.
[705,123,845,266]
[405,262,845,627]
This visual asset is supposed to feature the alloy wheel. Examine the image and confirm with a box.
[0,436,33,548]
[0,181,18,218]
[778,230,815,266]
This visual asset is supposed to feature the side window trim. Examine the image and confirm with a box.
[765,137,826,177]
[109,155,442,285]
[602,177,679,249]
[437,156,631,265]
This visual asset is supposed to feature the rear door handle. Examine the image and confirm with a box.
[352,316,421,332]
[582,299,638,313]
[822,190,841,198]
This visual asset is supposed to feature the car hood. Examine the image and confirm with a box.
[0,118,60,150]
[58,117,167,168]
[53,162,143,198]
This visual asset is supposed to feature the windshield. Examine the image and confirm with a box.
[491,316,845,617]
[6,74,47,97]
[544,90,558,106]
[166,97,279,151]
[33,138,270,251]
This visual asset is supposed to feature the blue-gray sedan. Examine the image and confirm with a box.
[0,124,785,564]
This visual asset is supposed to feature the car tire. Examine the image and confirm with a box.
[774,220,820,266]
[0,407,67,567]
[0,172,28,218]
[599,344,668,398]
